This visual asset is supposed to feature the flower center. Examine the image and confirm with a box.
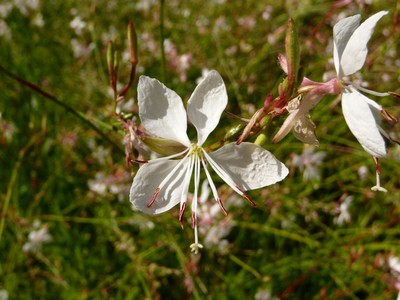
[189,144,204,159]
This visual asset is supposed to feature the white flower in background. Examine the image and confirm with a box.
[0,289,8,300]
[334,196,353,225]
[333,11,395,192]
[70,16,86,35]
[130,70,288,253]
[0,20,11,40]
[14,0,40,15]
[292,146,326,181]
[389,255,400,276]
[22,221,52,253]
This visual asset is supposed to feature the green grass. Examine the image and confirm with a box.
[1,0,400,299]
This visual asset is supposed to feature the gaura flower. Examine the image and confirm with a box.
[129,70,289,253]
[274,11,398,191]
[334,10,397,191]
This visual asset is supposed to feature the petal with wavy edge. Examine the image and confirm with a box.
[333,14,361,77]
[130,158,190,215]
[138,76,191,147]
[187,70,228,146]
[208,142,289,190]
[342,86,386,157]
[340,11,388,77]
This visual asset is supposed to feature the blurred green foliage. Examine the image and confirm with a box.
[1,0,400,299]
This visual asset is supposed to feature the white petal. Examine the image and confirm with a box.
[138,76,191,147]
[130,158,190,215]
[341,86,386,157]
[187,70,228,146]
[339,11,388,77]
[333,14,361,77]
[208,142,289,190]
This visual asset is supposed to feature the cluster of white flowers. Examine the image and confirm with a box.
[128,11,397,253]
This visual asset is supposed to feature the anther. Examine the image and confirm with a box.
[380,109,398,124]
[236,185,257,207]
[217,198,228,216]
[373,157,381,175]
[147,188,160,208]
[191,211,196,229]
[179,202,186,229]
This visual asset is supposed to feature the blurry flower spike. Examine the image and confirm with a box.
[129,70,289,253]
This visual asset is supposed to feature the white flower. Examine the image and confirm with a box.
[389,255,400,275]
[22,223,52,253]
[129,70,289,253]
[334,196,353,225]
[292,146,326,181]
[0,289,8,300]
[333,11,392,192]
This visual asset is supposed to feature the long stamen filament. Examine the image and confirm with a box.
[178,155,195,228]
[201,158,228,216]
[190,155,203,254]
[201,149,255,206]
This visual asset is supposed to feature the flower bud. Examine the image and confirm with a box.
[141,136,187,156]
[107,42,114,78]
[127,21,138,66]
[285,18,300,96]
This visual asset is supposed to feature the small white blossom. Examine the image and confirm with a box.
[292,147,326,181]
[130,70,289,253]
[389,255,400,276]
[70,16,86,35]
[334,196,353,225]
[22,222,52,253]
[0,289,8,300]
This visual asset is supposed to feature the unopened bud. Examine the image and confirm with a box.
[128,21,138,65]
[285,18,300,96]
[142,136,186,156]
[107,42,114,78]
[224,123,244,141]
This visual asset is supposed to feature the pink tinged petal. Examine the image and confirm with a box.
[187,70,228,146]
[333,14,361,77]
[129,157,191,215]
[207,142,289,190]
[341,87,387,158]
[137,76,191,147]
[339,11,388,77]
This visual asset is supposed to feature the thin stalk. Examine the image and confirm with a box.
[0,135,37,242]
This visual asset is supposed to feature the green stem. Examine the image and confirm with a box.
[159,0,167,83]
[0,136,37,243]
[0,64,124,155]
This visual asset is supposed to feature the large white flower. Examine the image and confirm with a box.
[333,11,393,191]
[130,70,289,253]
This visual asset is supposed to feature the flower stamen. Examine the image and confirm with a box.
[179,201,186,229]
[236,185,257,207]
[217,198,228,216]
[147,188,160,208]
[201,157,228,216]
